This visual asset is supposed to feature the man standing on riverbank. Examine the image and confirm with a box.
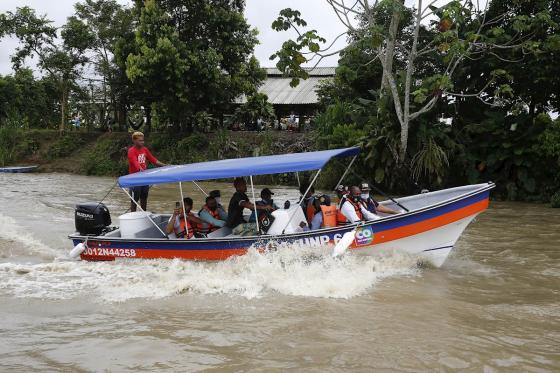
[128,131,166,212]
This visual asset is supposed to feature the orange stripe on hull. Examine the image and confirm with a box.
[357,198,489,247]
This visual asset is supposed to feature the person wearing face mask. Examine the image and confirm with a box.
[360,182,400,215]
[337,186,380,225]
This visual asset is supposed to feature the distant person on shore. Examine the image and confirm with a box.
[127,131,166,212]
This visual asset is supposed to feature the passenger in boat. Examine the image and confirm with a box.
[127,131,166,212]
[196,196,228,235]
[249,188,279,223]
[359,182,400,215]
[226,177,274,236]
[209,190,224,209]
[309,195,337,230]
[166,197,205,239]
[299,183,316,223]
[334,184,348,204]
[337,186,382,225]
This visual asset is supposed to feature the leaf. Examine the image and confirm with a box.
[374,167,385,183]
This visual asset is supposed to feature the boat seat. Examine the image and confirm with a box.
[207,227,232,238]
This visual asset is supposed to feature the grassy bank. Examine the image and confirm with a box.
[0,128,326,184]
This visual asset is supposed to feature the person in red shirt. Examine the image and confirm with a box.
[128,131,166,212]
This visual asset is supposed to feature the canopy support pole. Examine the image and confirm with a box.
[249,175,260,235]
[179,182,189,238]
[192,181,208,197]
[121,188,167,238]
[295,172,301,188]
[333,155,357,190]
[282,169,321,234]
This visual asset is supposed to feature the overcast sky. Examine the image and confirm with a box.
[0,0,456,76]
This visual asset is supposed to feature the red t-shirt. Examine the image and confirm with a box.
[128,146,158,174]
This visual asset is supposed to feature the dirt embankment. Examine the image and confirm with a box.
[11,129,314,176]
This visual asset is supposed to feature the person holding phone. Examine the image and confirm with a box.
[166,198,204,239]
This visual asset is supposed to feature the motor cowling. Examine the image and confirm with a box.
[75,202,111,236]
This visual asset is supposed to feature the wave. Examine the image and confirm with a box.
[0,213,60,259]
[0,243,420,302]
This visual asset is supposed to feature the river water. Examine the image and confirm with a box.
[0,172,558,372]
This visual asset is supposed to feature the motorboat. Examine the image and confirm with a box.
[0,165,38,173]
[68,147,494,267]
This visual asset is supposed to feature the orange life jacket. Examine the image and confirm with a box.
[320,205,337,228]
[175,214,194,239]
[336,198,363,226]
[305,197,316,223]
[196,205,221,234]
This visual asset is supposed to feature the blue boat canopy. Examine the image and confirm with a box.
[118,147,360,188]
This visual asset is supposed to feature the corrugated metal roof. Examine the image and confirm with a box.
[265,67,336,77]
[258,76,329,104]
[235,67,335,105]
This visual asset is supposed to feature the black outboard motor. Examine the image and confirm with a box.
[75,202,111,236]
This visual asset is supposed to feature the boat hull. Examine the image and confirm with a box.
[70,184,493,267]
[0,165,38,173]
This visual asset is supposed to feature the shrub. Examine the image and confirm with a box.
[46,133,86,159]
[0,126,39,165]
[551,191,560,208]
[81,134,129,176]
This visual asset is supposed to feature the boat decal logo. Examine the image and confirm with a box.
[355,226,374,246]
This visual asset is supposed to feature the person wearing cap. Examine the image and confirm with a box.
[127,131,166,212]
[338,186,381,225]
[334,184,348,204]
[249,188,279,222]
[359,182,399,215]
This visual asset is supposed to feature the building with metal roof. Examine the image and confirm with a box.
[236,67,335,107]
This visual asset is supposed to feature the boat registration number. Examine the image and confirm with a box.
[84,247,136,257]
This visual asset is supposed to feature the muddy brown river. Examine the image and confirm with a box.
[0,173,558,372]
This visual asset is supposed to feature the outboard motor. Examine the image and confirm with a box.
[75,202,111,236]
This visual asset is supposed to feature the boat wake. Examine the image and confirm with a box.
[0,213,60,260]
[0,243,420,302]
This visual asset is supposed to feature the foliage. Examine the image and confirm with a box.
[551,191,560,208]
[126,0,264,130]
[0,6,94,132]
[81,134,128,176]
[310,0,559,201]
[46,133,87,159]
[231,93,275,127]
[271,0,555,162]
[0,126,39,166]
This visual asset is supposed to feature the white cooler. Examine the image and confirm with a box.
[119,211,154,238]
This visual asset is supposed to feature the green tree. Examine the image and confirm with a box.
[126,0,264,131]
[231,93,275,128]
[74,0,135,131]
[271,0,551,162]
[0,7,94,133]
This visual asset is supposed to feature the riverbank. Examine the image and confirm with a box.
[0,128,314,176]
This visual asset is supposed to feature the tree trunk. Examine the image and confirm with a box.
[144,104,152,134]
[380,0,403,91]
[59,87,67,135]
